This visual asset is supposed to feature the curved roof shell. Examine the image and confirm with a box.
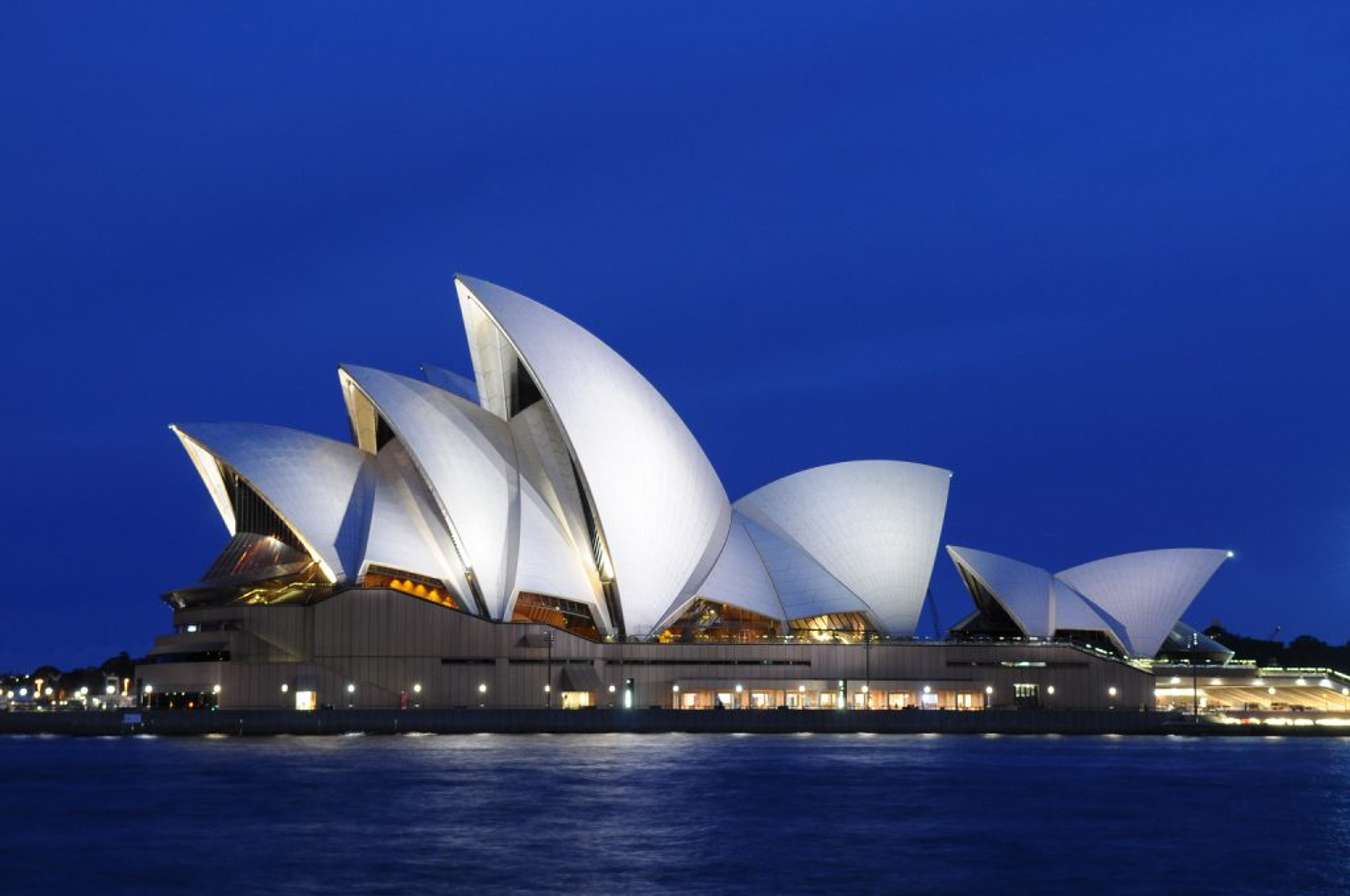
[338,365,519,618]
[657,512,788,630]
[735,461,951,637]
[739,515,869,622]
[1055,548,1230,658]
[170,422,368,583]
[509,471,610,628]
[362,439,471,600]
[1049,578,1131,653]
[1162,620,1235,662]
[946,545,1053,637]
[455,275,731,637]
[947,544,1228,658]
[419,363,479,404]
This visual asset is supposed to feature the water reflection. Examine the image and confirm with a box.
[0,734,1345,895]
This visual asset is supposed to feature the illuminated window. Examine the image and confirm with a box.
[560,691,592,710]
[788,612,874,644]
[512,592,602,640]
[294,690,316,711]
[362,566,459,610]
[658,599,783,643]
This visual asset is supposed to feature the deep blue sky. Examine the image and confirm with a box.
[3,3,1347,670]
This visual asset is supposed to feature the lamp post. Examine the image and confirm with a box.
[1191,632,1200,723]
[545,630,555,709]
[864,631,872,709]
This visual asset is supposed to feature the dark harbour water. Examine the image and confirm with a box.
[3,733,1348,896]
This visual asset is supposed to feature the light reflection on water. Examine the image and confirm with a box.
[1,733,1347,895]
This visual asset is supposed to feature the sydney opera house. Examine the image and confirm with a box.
[138,275,1243,713]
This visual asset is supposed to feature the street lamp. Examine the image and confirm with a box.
[544,629,555,709]
[478,682,487,708]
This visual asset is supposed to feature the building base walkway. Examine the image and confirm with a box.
[1,708,1346,737]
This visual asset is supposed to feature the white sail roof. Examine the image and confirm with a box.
[419,363,479,404]
[338,365,519,618]
[740,516,870,622]
[656,512,788,630]
[361,439,471,601]
[1055,549,1231,658]
[170,422,368,583]
[946,545,1053,637]
[1049,579,1131,654]
[947,543,1228,658]
[735,461,951,637]
[509,471,610,628]
[455,275,731,637]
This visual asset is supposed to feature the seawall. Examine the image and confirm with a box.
[0,708,1342,737]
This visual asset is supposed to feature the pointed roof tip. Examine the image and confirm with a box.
[739,459,953,500]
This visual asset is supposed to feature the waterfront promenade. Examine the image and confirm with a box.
[0,708,1343,737]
